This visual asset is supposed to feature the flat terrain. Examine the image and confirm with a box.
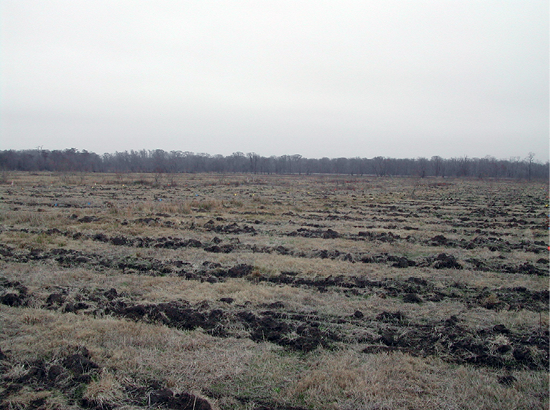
[0,172,548,410]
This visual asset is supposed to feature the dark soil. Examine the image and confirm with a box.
[0,175,548,409]
[1,279,547,371]
[1,226,547,276]
[0,347,212,410]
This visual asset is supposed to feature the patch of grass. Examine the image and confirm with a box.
[0,173,548,409]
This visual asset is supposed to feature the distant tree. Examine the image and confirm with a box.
[431,156,444,177]
[353,158,363,175]
[333,157,349,174]
[291,154,303,175]
[415,157,429,178]
[0,149,548,181]
[373,156,387,176]
[229,152,247,173]
[247,152,260,174]
[526,152,535,181]
[457,156,470,177]
[318,157,331,173]
[484,156,499,178]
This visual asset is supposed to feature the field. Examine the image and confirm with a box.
[0,172,548,410]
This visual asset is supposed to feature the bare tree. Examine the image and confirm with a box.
[416,157,429,178]
[247,152,260,174]
[431,156,444,177]
[526,152,535,181]
[373,156,387,176]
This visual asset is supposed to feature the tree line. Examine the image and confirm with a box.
[0,149,547,180]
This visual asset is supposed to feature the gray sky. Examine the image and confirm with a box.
[1,1,548,161]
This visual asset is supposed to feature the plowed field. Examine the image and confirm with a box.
[0,172,548,409]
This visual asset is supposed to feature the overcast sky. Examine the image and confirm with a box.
[1,1,548,161]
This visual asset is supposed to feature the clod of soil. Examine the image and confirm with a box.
[149,389,212,410]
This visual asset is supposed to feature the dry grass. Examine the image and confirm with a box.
[2,304,545,410]
[0,173,547,409]
[284,350,548,410]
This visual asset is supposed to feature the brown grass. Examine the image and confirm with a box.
[0,172,548,409]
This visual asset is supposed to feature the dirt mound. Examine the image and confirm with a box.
[0,347,213,410]
[432,253,463,269]
[149,389,212,410]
